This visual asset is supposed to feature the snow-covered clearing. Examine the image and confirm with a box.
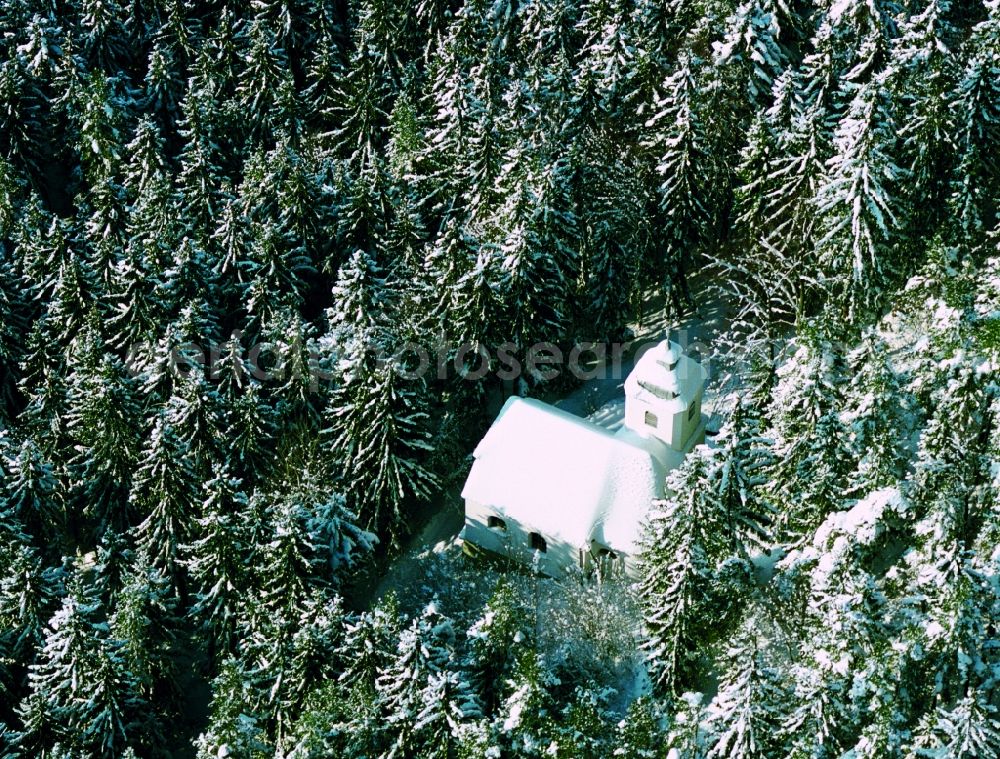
[369,275,738,605]
[352,276,744,714]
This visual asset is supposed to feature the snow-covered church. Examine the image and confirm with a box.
[459,340,707,577]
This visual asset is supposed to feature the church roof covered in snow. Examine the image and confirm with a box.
[599,427,687,554]
[624,340,707,414]
[461,397,665,553]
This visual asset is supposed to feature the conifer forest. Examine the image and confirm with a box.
[1,0,999,756]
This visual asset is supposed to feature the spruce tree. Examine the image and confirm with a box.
[324,344,438,543]
[17,571,109,753]
[413,668,482,758]
[780,662,849,759]
[4,437,61,545]
[814,82,906,323]
[236,19,292,141]
[643,52,711,315]
[185,464,250,656]
[713,1,787,106]
[0,543,59,663]
[947,53,1000,245]
[493,153,575,355]
[329,28,393,167]
[706,628,784,759]
[64,352,141,533]
[338,594,402,698]
[636,453,719,694]
[193,658,271,759]
[174,88,224,243]
[256,490,322,625]
[890,0,959,237]
[493,651,559,758]
[376,600,458,757]
[844,332,908,491]
[128,414,199,586]
[931,693,1000,758]
[465,578,532,714]
[109,549,182,710]
[614,697,668,758]
[712,402,775,556]
[223,382,276,483]
[778,411,853,538]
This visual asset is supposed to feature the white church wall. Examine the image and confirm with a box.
[463,500,517,556]
[462,499,580,577]
[673,390,704,451]
[623,394,659,439]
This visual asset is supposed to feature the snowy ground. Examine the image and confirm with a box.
[368,491,467,601]
[369,274,739,603]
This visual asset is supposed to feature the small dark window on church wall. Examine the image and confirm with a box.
[488,515,506,530]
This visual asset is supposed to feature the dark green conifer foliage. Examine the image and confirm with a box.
[0,1,998,755]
